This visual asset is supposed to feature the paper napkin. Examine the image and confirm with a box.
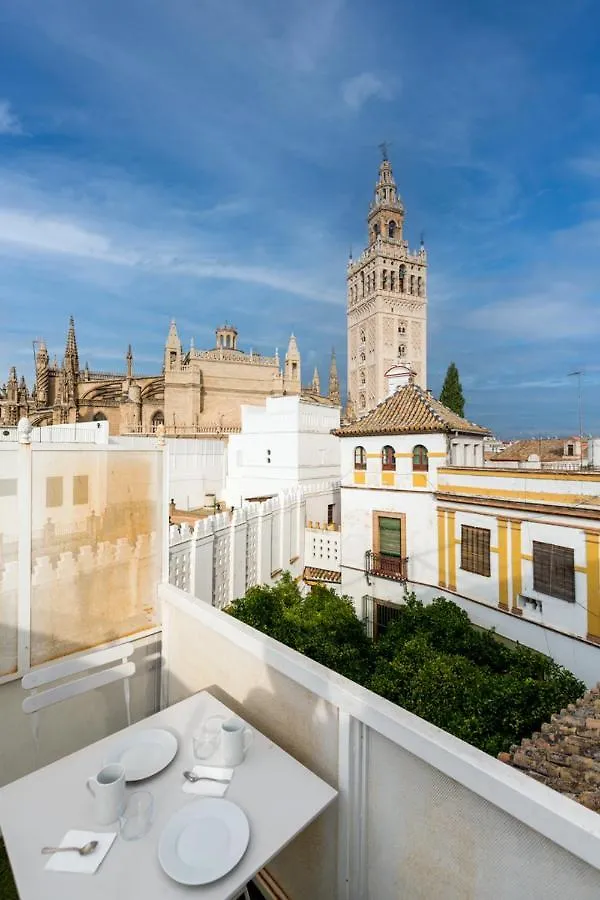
[182,764,234,797]
[44,830,117,874]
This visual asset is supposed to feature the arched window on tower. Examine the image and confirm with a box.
[399,266,405,293]
[388,220,396,238]
[412,444,429,472]
[373,223,380,239]
[398,344,406,358]
[360,351,366,363]
[151,410,165,432]
[354,446,367,470]
[418,276,423,297]
[382,270,387,290]
[410,275,415,294]
[382,445,396,471]
[360,371,366,384]
[360,271,365,296]
[398,323,406,335]
[360,329,366,345]
[390,270,395,291]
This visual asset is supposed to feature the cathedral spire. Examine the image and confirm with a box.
[311,366,320,396]
[328,347,340,405]
[126,344,133,380]
[64,316,80,372]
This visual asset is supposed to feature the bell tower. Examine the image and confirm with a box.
[347,149,427,415]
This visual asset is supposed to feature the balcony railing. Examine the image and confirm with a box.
[365,550,408,582]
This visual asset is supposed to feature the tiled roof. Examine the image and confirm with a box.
[303,567,342,584]
[499,684,600,812]
[333,383,489,438]
[492,437,587,463]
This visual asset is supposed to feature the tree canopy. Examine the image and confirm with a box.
[440,361,465,417]
[227,578,584,757]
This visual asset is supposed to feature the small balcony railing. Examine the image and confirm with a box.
[365,550,408,583]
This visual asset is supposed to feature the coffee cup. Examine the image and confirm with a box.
[86,763,126,825]
[220,718,253,767]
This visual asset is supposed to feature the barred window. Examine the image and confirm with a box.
[533,541,575,602]
[460,525,491,577]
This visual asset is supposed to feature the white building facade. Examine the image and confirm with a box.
[335,372,600,687]
[225,395,341,512]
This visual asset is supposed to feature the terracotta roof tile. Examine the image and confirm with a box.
[333,384,489,438]
[492,437,587,463]
[303,567,342,584]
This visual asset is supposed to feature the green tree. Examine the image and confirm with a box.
[440,362,465,417]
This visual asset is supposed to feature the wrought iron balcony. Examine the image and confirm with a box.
[365,550,408,582]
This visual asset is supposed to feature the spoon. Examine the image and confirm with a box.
[41,840,99,856]
[183,770,230,783]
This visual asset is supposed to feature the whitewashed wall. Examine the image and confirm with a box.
[161,584,600,900]
[0,421,110,444]
[304,527,341,572]
[169,481,340,604]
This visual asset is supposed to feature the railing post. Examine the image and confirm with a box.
[337,712,368,899]
[17,418,33,674]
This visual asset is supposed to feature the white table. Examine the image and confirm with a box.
[0,691,337,900]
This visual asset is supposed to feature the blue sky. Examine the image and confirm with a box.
[1,0,600,437]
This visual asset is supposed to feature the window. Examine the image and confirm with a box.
[418,276,423,296]
[399,265,405,292]
[379,516,402,558]
[354,446,367,470]
[169,350,177,369]
[398,323,406,335]
[73,475,88,505]
[382,270,387,289]
[360,329,366,344]
[46,476,63,508]
[533,541,575,602]
[410,275,415,294]
[567,443,574,457]
[398,344,406,358]
[461,526,491,577]
[382,445,396,471]
[360,352,366,363]
[390,271,395,291]
[388,220,396,238]
[151,411,164,430]
[327,504,335,525]
[93,412,106,422]
[412,444,428,471]
[359,394,366,409]
[360,371,366,384]
[266,449,272,464]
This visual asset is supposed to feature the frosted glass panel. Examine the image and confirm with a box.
[0,449,19,676]
[30,449,162,665]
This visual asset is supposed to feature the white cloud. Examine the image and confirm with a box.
[0,100,22,135]
[341,72,393,112]
[468,294,600,340]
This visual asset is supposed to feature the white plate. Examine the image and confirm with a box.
[105,728,178,781]
[158,798,250,886]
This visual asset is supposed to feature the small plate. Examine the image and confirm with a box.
[158,798,250,886]
[105,728,178,781]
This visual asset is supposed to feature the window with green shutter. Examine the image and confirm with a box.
[379,516,401,558]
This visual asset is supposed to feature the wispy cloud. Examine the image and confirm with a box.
[0,99,21,135]
[341,72,394,112]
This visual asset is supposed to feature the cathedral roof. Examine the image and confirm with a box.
[333,383,489,437]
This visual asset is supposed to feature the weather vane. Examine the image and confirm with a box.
[378,141,390,161]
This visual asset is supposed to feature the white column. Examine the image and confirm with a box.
[229,507,248,602]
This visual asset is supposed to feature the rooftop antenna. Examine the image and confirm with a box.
[567,370,584,470]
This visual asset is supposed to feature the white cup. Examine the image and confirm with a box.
[220,717,253,767]
[86,763,126,825]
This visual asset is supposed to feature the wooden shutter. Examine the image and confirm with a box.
[379,517,401,558]
[460,526,491,577]
[533,542,575,602]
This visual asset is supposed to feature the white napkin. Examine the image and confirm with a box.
[44,830,117,874]
[182,764,234,797]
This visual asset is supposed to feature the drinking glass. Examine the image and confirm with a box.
[192,715,225,761]
[119,791,154,841]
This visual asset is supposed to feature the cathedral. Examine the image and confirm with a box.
[1,152,423,432]
[347,150,427,416]
[0,318,340,434]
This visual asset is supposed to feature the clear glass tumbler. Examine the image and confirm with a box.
[192,715,225,761]
[119,791,154,841]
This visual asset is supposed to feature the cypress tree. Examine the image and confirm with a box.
[440,362,465,417]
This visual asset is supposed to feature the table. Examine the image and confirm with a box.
[0,691,337,900]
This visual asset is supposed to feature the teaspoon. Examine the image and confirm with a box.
[41,840,99,856]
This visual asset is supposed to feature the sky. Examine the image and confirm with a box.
[1,0,600,437]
